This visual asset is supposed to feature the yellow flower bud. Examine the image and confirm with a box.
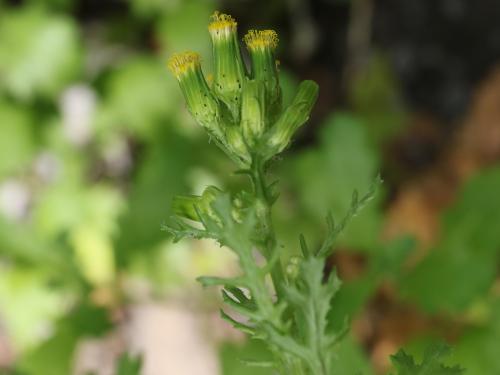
[243,30,282,123]
[208,12,247,121]
[168,52,223,140]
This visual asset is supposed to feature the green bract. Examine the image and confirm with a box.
[168,12,318,169]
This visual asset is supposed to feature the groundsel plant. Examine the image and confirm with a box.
[165,12,380,374]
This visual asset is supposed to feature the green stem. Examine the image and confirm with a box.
[250,158,286,300]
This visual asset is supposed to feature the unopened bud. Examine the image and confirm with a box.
[241,80,266,146]
[208,12,247,121]
[266,80,318,156]
[172,186,222,222]
[168,52,223,140]
[243,30,282,122]
[225,126,251,165]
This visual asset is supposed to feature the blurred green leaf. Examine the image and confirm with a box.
[98,58,180,140]
[128,0,180,17]
[116,353,143,375]
[220,340,274,375]
[115,127,193,265]
[0,102,35,178]
[400,167,500,312]
[450,298,500,375]
[286,112,382,251]
[0,267,67,350]
[156,0,214,58]
[328,236,415,331]
[330,334,374,375]
[17,304,111,375]
[351,54,406,145]
[0,7,81,100]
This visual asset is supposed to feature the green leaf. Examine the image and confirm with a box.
[450,298,500,375]
[17,304,111,375]
[0,102,35,178]
[128,0,179,17]
[116,353,143,375]
[0,267,67,350]
[284,112,382,251]
[115,127,192,265]
[220,340,274,375]
[0,7,81,100]
[156,1,214,58]
[317,174,382,257]
[400,167,500,312]
[329,334,375,375]
[284,256,346,374]
[351,54,406,145]
[391,343,464,375]
[98,57,180,140]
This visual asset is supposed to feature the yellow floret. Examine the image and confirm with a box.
[167,52,201,78]
[243,30,279,51]
[208,11,237,34]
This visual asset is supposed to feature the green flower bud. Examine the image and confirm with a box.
[243,30,282,123]
[241,80,266,146]
[172,186,222,222]
[265,80,319,156]
[225,126,251,165]
[168,52,223,140]
[208,12,247,121]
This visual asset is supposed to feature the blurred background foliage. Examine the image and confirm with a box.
[0,0,500,374]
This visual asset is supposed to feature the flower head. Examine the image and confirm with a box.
[243,30,279,52]
[244,29,282,123]
[167,52,222,139]
[167,51,201,79]
[208,11,238,40]
[208,12,247,122]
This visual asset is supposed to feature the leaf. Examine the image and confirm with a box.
[115,127,193,265]
[0,7,81,100]
[0,268,67,350]
[284,112,382,251]
[391,343,465,375]
[450,298,500,375]
[17,304,111,375]
[116,353,143,375]
[220,309,255,335]
[400,167,500,312]
[156,1,214,58]
[219,340,274,375]
[0,102,35,179]
[317,174,382,257]
[351,54,406,145]
[284,256,345,374]
[326,236,414,333]
[329,334,375,375]
[98,57,179,140]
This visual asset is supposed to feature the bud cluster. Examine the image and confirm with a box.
[168,11,318,168]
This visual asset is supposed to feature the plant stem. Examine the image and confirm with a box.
[250,158,286,300]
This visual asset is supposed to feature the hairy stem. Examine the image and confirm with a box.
[250,158,287,300]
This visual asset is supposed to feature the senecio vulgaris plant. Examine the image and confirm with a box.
[165,12,380,374]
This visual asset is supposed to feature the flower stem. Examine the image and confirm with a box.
[250,158,286,300]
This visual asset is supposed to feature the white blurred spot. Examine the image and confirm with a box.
[33,152,60,183]
[73,333,123,375]
[103,137,132,177]
[126,303,219,375]
[60,85,96,146]
[0,180,31,221]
